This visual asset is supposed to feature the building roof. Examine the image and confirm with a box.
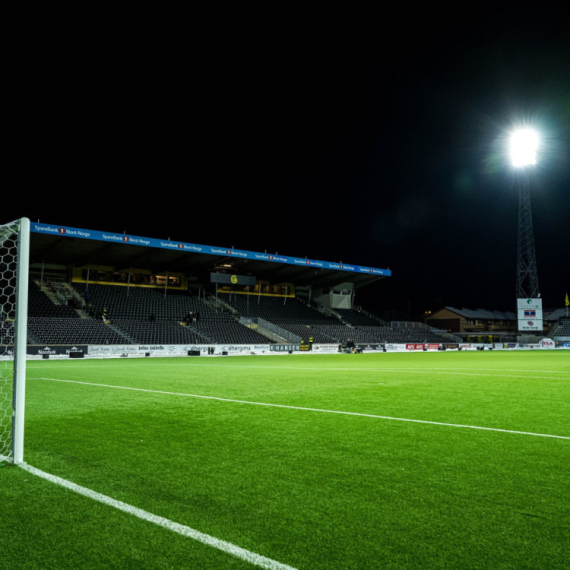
[29,222,390,291]
[442,307,517,320]
[436,307,566,322]
[543,308,569,321]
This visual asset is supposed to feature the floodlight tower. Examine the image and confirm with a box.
[510,128,540,299]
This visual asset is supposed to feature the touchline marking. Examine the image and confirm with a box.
[35,377,570,441]
[18,462,298,570]
[28,362,570,380]
[175,365,569,381]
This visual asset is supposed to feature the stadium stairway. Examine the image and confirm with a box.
[247,320,296,344]
[107,322,138,344]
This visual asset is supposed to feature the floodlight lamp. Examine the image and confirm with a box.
[509,128,539,167]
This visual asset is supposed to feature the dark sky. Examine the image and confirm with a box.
[10,12,570,318]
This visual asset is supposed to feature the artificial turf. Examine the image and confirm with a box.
[1,351,569,569]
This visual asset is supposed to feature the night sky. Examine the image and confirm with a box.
[10,12,570,319]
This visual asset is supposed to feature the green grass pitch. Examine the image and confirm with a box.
[1,351,569,569]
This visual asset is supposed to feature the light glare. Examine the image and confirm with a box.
[510,129,539,167]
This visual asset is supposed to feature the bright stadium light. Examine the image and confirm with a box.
[509,128,539,167]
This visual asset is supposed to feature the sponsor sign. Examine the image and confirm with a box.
[31,223,391,277]
[270,344,300,352]
[89,345,139,356]
[518,319,543,331]
[517,298,543,331]
[17,342,565,362]
[406,344,425,351]
[355,344,384,352]
[86,344,272,357]
[27,345,88,357]
[427,343,440,350]
[517,298,542,310]
[311,344,339,354]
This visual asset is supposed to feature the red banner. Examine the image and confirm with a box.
[406,344,425,351]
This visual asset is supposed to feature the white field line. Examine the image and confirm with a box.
[34,377,570,441]
[149,365,570,381]
[18,461,298,570]
[27,362,570,381]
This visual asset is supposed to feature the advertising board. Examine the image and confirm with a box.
[355,344,384,352]
[270,344,300,352]
[311,345,339,354]
[517,298,543,331]
[386,344,406,352]
[27,345,88,357]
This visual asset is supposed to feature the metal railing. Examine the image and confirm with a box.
[391,320,462,342]
[254,318,302,343]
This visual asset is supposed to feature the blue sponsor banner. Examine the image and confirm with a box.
[31,223,391,277]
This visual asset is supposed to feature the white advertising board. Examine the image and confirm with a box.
[312,344,340,354]
[517,298,543,331]
[385,344,407,352]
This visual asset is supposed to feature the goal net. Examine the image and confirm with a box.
[0,218,29,464]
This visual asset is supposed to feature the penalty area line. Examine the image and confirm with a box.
[34,377,570,441]
[18,462,298,570]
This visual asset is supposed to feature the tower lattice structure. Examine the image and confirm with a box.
[516,172,540,299]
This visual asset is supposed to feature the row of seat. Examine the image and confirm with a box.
[17,283,453,346]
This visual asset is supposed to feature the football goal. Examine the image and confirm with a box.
[0,218,30,465]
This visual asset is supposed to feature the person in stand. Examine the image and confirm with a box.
[346,338,355,353]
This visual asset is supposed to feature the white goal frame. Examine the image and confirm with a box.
[0,218,30,464]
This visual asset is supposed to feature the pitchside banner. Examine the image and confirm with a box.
[27,345,88,357]
[517,298,543,331]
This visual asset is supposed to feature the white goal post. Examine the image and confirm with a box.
[0,218,30,465]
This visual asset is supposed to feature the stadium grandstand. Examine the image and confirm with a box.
[21,222,465,354]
